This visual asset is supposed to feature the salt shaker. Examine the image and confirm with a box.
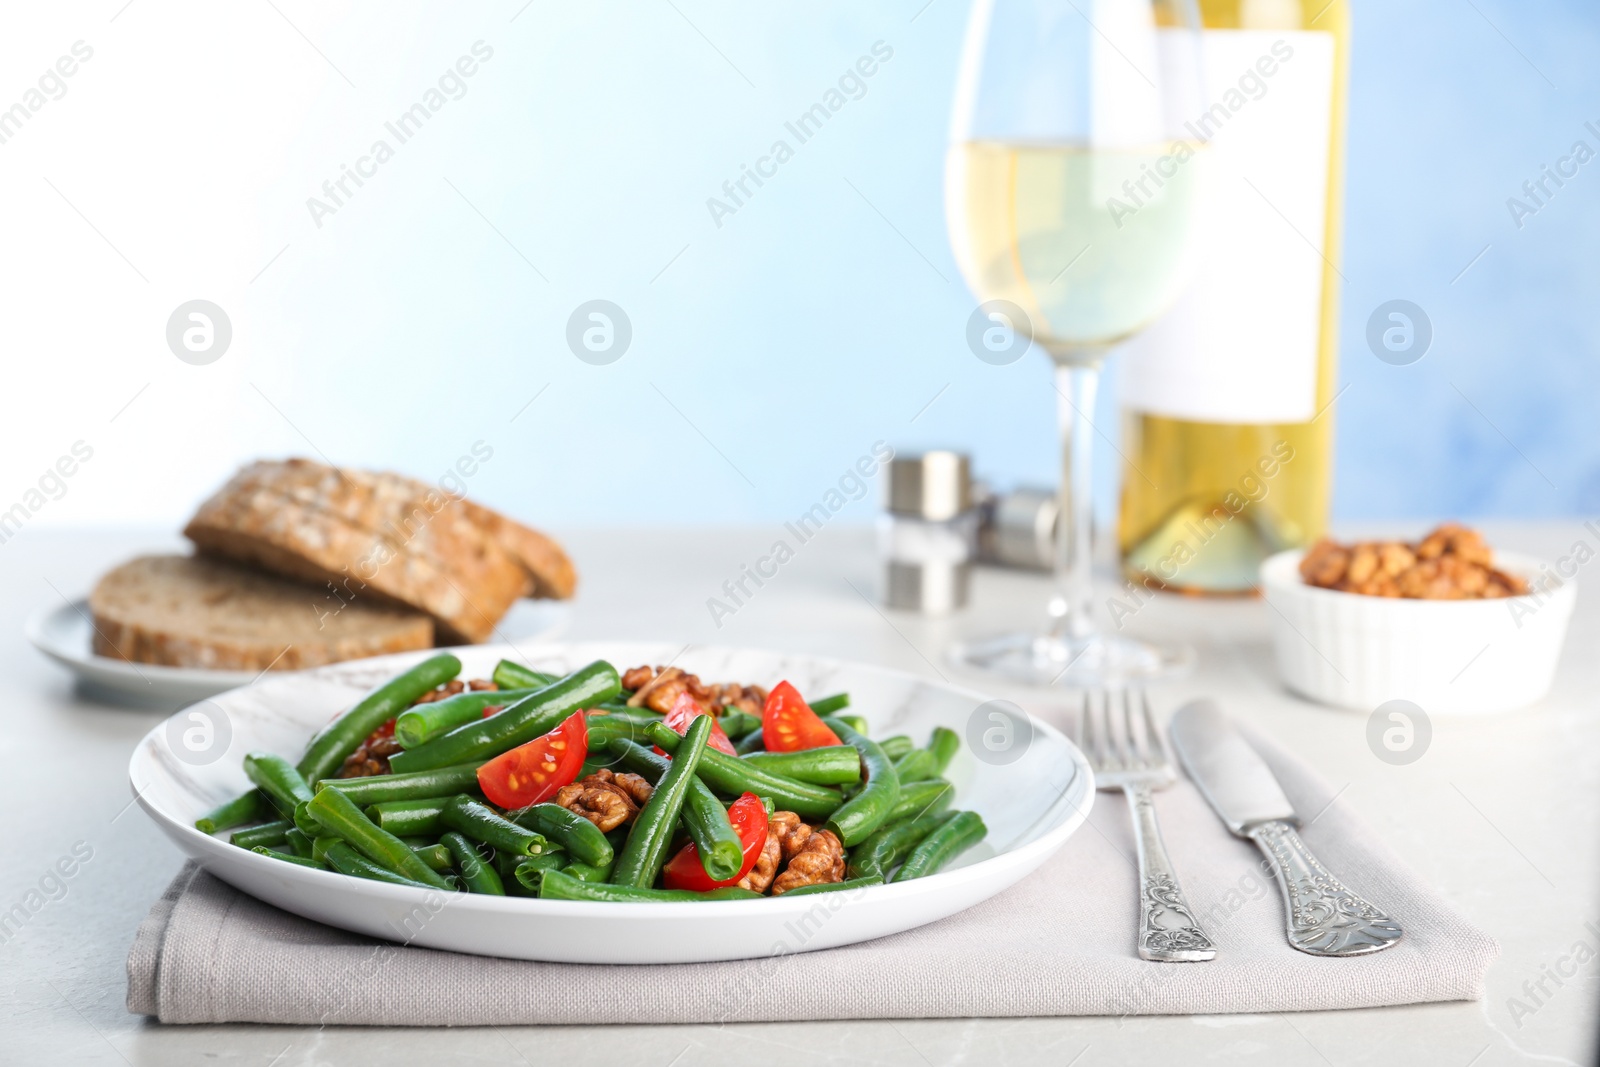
[880,451,976,614]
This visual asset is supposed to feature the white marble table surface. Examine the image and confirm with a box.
[4,523,1596,1066]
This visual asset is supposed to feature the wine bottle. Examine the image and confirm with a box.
[1116,0,1349,594]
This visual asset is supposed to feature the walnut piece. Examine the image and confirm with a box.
[772,826,845,895]
[1298,524,1528,601]
[336,729,403,778]
[553,769,654,833]
[755,812,844,895]
[738,834,781,893]
[622,665,768,716]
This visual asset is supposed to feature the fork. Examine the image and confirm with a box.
[1077,689,1216,963]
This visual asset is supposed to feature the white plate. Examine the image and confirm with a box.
[27,598,570,709]
[130,643,1094,964]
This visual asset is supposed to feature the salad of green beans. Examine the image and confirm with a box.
[198,654,987,901]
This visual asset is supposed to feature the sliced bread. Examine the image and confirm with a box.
[229,459,577,600]
[90,555,433,671]
[184,476,522,644]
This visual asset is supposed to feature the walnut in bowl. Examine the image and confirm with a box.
[1298,524,1528,600]
[1261,526,1572,714]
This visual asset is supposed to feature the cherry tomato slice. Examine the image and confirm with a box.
[654,692,737,756]
[761,681,841,752]
[481,704,505,718]
[476,710,587,809]
[370,718,397,741]
[662,793,769,891]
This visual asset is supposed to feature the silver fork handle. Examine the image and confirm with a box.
[1124,784,1216,962]
[1247,820,1403,956]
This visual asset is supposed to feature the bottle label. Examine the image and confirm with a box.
[1119,30,1335,424]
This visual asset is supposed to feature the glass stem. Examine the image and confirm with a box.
[1049,356,1103,640]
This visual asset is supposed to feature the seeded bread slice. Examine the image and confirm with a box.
[218,459,577,601]
[90,555,433,671]
[458,499,577,599]
[184,478,521,644]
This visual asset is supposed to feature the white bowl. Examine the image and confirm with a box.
[1259,549,1574,715]
[130,642,1094,964]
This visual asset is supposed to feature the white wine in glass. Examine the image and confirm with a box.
[945,0,1209,685]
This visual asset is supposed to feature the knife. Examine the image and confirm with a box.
[1168,700,1403,957]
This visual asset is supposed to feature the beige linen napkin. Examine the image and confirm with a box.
[127,730,1496,1025]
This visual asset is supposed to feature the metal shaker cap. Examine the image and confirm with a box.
[885,451,971,520]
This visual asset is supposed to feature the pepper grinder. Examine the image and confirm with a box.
[879,451,976,614]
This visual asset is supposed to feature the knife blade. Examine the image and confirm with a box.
[1168,700,1403,957]
[1167,699,1296,834]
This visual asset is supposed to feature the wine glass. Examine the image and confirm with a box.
[945,0,1208,686]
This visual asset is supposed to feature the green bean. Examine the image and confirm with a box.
[440,795,550,857]
[410,842,453,871]
[614,716,712,888]
[283,827,315,858]
[928,726,961,774]
[243,753,315,818]
[539,869,760,902]
[195,790,267,834]
[491,660,559,691]
[314,838,443,890]
[891,810,986,882]
[717,708,760,738]
[593,701,661,717]
[608,740,744,881]
[297,652,461,784]
[821,717,900,846]
[229,820,290,849]
[878,735,914,761]
[513,852,569,892]
[507,803,613,867]
[886,779,955,824]
[645,724,842,819]
[833,714,869,736]
[440,832,505,895]
[394,689,536,748]
[561,859,616,883]
[741,746,862,786]
[734,727,765,755]
[781,874,883,897]
[808,692,851,716]
[583,716,655,747]
[315,762,484,806]
[364,798,464,837]
[291,800,325,838]
[892,748,939,784]
[251,846,326,869]
[586,707,664,728]
[847,809,957,879]
[306,786,453,890]
[387,661,620,774]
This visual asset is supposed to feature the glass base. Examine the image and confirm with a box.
[949,630,1195,688]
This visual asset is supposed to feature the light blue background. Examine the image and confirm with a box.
[230,0,1600,528]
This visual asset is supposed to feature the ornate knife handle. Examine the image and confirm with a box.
[1125,784,1216,962]
[1246,820,1403,957]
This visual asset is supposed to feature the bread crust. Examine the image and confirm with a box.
[185,479,519,644]
[183,459,575,643]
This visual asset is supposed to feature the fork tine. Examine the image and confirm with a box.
[1119,688,1144,769]
[1085,690,1111,770]
[1139,689,1167,767]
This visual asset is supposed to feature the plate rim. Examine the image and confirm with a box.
[26,597,575,690]
[130,640,1095,919]
[26,598,259,685]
